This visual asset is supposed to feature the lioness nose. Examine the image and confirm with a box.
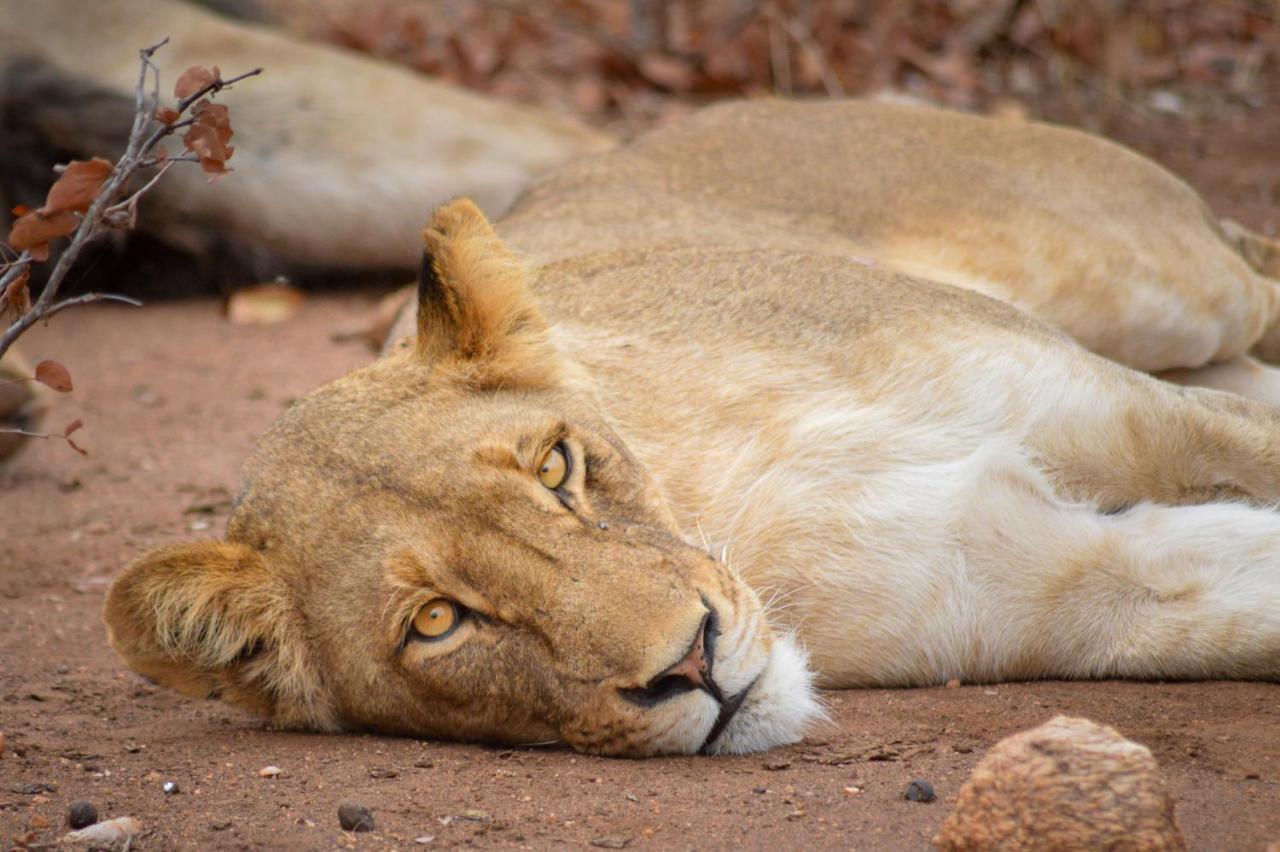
[622,610,722,708]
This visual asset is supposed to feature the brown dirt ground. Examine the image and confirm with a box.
[2,112,1280,850]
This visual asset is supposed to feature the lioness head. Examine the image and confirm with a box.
[104,199,819,756]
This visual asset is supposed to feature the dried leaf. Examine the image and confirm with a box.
[35,360,73,393]
[227,282,305,325]
[43,158,112,215]
[174,65,219,99]
[63,418,83,437]
[155,106,181,125]
[3,267,31,318]
[8,210,78,253]
[637,53,696,91]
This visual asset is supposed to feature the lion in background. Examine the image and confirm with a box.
[101,98,1280,757]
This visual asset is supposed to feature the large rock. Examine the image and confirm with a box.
[936,716,1186,851]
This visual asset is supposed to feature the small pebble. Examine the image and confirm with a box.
[162,780,180,795]
[752,786,767,795]
[258,765,282,778]
[337,801,374,832]
[414,836,435,845]
[945,678,962,689]
[30,814,49,830]
[904,778,936,803]
[68,800,98,830]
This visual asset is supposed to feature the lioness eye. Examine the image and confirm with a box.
[411,599,461,640]
[538,444,569,490]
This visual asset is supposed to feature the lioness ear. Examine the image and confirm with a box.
[103,541,335,730]
[417,198,561,388]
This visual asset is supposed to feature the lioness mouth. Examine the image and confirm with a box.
[700,675,757,754]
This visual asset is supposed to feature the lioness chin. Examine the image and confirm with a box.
[106,100,1280,757]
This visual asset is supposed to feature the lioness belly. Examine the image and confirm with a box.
[558,276,1280,687]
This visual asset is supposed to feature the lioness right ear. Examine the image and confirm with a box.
[416,198,562,389]
[103,541,334,730]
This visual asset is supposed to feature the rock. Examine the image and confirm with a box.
[460,809,491,823]
[935,716,1186,851]
[414,836,435,845]
[945,678,962,689]
[162,780,181,795]
[67,800,98,830]
[590,837,631,849]
[30,813,49,830]
[905,779,936,803]
[763,760,792,771]
[12,781,56,795]
[337,801,375,832]
[63,816,142,845]
[258,765,282,778]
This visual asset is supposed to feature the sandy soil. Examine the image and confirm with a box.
[2,115,1279,849]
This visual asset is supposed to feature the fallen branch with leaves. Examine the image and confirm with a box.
[0,38,260,455]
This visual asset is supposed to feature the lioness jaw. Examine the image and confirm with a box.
[106,99,1280,756]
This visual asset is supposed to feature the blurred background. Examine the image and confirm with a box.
[2,0,1277,298]
[265,0,1279,136]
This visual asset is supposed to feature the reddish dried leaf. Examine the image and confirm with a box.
[8,210,78,253]
[199,157,234,178]
[227,282,305,325]
[2,267,31,318]
[34,359,73,393]
[155,106,181,125]
[63,418,83,438]
[65,435,88,456]
[174,65,218,99]
[192,100,233,145]
[182,123,232,163]
[43,158,112,215]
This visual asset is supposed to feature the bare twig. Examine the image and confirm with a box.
[0,40,260,363]
[0,427,87,455]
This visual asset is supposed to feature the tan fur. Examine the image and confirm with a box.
[107,100,1280,756]
[0,348,46,462]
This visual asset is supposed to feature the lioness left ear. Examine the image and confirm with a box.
[416,198,562,389]
[103,541,335,730]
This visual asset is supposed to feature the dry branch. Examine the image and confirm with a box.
[0,39,261,364]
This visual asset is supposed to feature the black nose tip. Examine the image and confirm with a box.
[621,609,721,708]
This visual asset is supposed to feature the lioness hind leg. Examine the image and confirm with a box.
[959,449,1280,682]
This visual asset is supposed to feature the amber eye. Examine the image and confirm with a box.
[538,444,569,490]
[411,599,461,640]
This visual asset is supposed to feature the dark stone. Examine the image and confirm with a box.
[337,801,374,832]
[67,800,98,829]
[904,778,936,803]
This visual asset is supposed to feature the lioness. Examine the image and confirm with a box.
[105,100,1280,757]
